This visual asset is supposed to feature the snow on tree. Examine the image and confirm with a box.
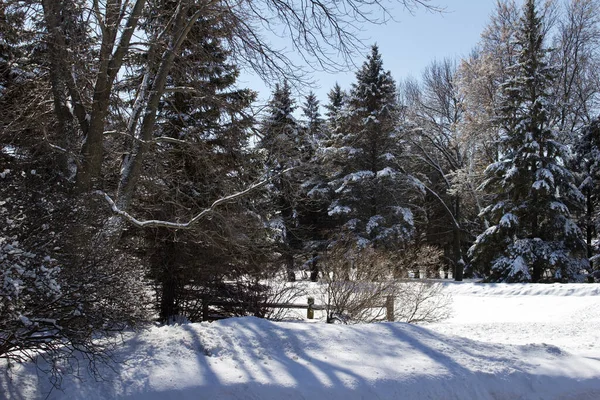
[325,45,418,249]
[324,83,347,138]
[574,117,600,268]
[469,0,588,282]
[258,81,309,281]
[302,91,325,146]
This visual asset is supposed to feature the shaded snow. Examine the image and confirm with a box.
[4,283,600,399]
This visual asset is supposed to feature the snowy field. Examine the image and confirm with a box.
[3,282,600,399]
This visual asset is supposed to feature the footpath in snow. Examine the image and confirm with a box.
[3,282,600,400]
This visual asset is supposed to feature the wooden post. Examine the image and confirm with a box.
[386,295,395,322]
[202,297,209,321]
[307,297,315,319]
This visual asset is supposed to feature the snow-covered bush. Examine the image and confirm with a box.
[0,239,64,361]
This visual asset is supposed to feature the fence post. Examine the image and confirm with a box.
[386,295,395,322]
[307,297,315,319]
[202,297,209,321]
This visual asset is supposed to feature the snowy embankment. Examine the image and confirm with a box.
[3,282,600,400]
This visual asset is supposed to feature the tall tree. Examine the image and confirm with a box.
[324,83,347,137]
[457,0,521,166]
[469,0,588,282]
[551,0,600,137]
[135,12,261,323]
[574,117,600,268]
[258,81,307,281]
[403,58,478,280]
[302,91,325,144]
[326,45,417,251]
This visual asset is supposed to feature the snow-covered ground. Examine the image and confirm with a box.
[429,282,600,359]
[3,282,600,399]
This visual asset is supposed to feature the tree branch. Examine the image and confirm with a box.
[97,168,295,229]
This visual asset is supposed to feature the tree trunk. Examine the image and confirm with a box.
[41,0,78,173]
[310,252,319,282]
[159,250,182,324]
[116,4,200,211]
[160,269,179,324]
[452,196,464,281]
[285,252,296,282]
[587,189,594,262]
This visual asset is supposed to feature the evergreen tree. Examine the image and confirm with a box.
[260,81,306,167]
[302,91,325,145]
[469,0,588,282]
[139,13,262,322]
[326,45,416,249]
[259,81,309,281]
[574,117,600,268]
[298,92,333,281]
[324,83,346,139]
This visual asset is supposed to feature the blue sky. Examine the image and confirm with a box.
[239,0,499,106]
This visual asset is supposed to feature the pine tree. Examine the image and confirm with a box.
[139,14,261,322]
[326,45,416,249]
[260,81,306,167]
[574,117,600,268]
[298,92,333,281]
[324,83,346,140]
[302,91,325,145]
[469,0,588,282]
[258,81,309,281]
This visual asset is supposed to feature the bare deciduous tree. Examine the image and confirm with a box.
[551,0,600,138]
[403,58,480,280]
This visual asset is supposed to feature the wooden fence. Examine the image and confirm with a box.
[201,296,395,322]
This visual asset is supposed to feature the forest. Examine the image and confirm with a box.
[0,0,599,377]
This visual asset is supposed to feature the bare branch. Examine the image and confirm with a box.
[98,168,295,229]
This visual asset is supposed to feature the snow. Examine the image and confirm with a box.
[508,255,531,280]
[376,167,394,178]
[536,168,555,185]
[328,205,351,216]
[5,283,600,399]
[499,212,518,228]
[532,178,551,191]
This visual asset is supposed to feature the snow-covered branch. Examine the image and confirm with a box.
[164,86,205,94]
[97,168,295,229]
[103,131,187,145]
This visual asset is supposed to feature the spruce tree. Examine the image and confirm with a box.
[139,14,260,322]
[258,81,308,281]
[326,45,416,249]
[298,92,332,281]
[324,83,346,140]
[469,0,588,282]
[574,117,600,268]
[302,91,325,145]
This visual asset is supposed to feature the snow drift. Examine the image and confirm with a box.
[3,282,600,399]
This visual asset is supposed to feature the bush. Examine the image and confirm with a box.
[394,281,452,324]
[318,241,452,324]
